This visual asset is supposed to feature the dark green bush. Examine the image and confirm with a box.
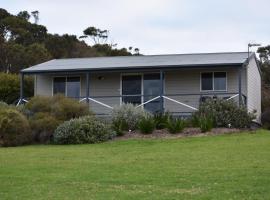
[24,95,91,143]
[261,109,270,129]
[0,73,33,104]
[199,115,213,133]
[111,120,128,136]
[0,107,32,146]
[138,116,155,134]
[53,116,113,144]
[154,112,170,129]
[29,112,59,143]
[166,118,186,134]
[195,99,255,128]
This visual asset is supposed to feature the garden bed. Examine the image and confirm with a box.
[115,128,247,140]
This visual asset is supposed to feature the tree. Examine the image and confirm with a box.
[17,11,30,21]
[82,26,109,44]
[31,11,39,24]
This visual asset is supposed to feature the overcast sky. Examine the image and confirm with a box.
[2,0,270,55]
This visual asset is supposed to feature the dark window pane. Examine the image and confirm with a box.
[143,74,160,113]
[67,77,80,98]
[201,73,213,91]
[53,77,66,95]
[122,75,141,105]
[214,72,226,90]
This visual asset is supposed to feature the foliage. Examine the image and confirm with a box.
[0,73,34,104]
[166,118,186,134]
[29,112,59,143]
[261,109,270,129]
[153,112,170,130]
[198,115,214,133]
[24,95,91,143]
[25,95,91,120]
[53,116,112,144]
[195,98,255,128]
[0,107,32,146]
[138,116,155,134]
[111,103,149,132]
[0,8,138,73]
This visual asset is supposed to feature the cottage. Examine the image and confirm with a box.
[20,52,261,120]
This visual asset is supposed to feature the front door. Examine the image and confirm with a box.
[143,74,160,113]
[122,75,142,105]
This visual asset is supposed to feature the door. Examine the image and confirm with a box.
[143,74,161,113]
[122,75,142,105]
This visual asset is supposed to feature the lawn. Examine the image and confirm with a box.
[0,130,270,199]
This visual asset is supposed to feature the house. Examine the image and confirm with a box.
[20,52,261,120]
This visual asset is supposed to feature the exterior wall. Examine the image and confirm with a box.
[164,68,244,113]
[35,67,244,115]
[35,75,52,96]
[81,73,120,115]
[246,56,261,121]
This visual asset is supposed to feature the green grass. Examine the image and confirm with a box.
[1,130,270,199]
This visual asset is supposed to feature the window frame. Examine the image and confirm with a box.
[52,76,81,98]
[200,71,227,92]
[120,72,164,108]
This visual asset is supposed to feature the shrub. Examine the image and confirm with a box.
[111,103,149,133]
[24,95,91,143]
[53,116,112,144]
[29,113,60,143]
[25,95,91,120]
[138,116,155,134]
[195,98,255,128]
[261,109,270,129]
[199,115,213,133]
[154,112,170,129]
[0,101,8,108]
[0,73,33,104]
[0,107,32,146]
[166,118,186,134]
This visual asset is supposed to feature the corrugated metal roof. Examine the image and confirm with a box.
[22,52,250,73]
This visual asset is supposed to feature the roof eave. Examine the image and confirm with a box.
[21,63,243,74]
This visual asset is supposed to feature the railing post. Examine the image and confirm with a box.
[86,72,90,104]
[20,73,24,100]
[160,70,164,113]
[238,66,242,106]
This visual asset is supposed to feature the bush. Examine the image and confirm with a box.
[25,95,91,120]
[111,103,149,133]
[166,118,186,134]
[199,115,213,133]
[29,113,60,143]
[0,101,8,108]
[195,99,255,128]
[261,109,270,129]
[0,73,33,104]
[154,112,170,129]
[24,95,91,143]
[53,116,113,144]
[138,116,155,134]
[0,107,32,146]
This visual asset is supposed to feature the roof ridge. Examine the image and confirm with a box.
[53,52,249,61]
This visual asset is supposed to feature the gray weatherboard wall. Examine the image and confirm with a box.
[34,67,247,114]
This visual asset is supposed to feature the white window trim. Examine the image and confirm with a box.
[52,76,81,97]
[200,71,227,92]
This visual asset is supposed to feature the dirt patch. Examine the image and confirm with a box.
[114,128,247,140]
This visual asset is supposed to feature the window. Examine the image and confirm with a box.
[53,77,80,98]
[121,74,162,113]
[201,72,226,91]
[66,77,80,98]
[53,77,66,95]
[143,74,160,113]
[122,75,141,105]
